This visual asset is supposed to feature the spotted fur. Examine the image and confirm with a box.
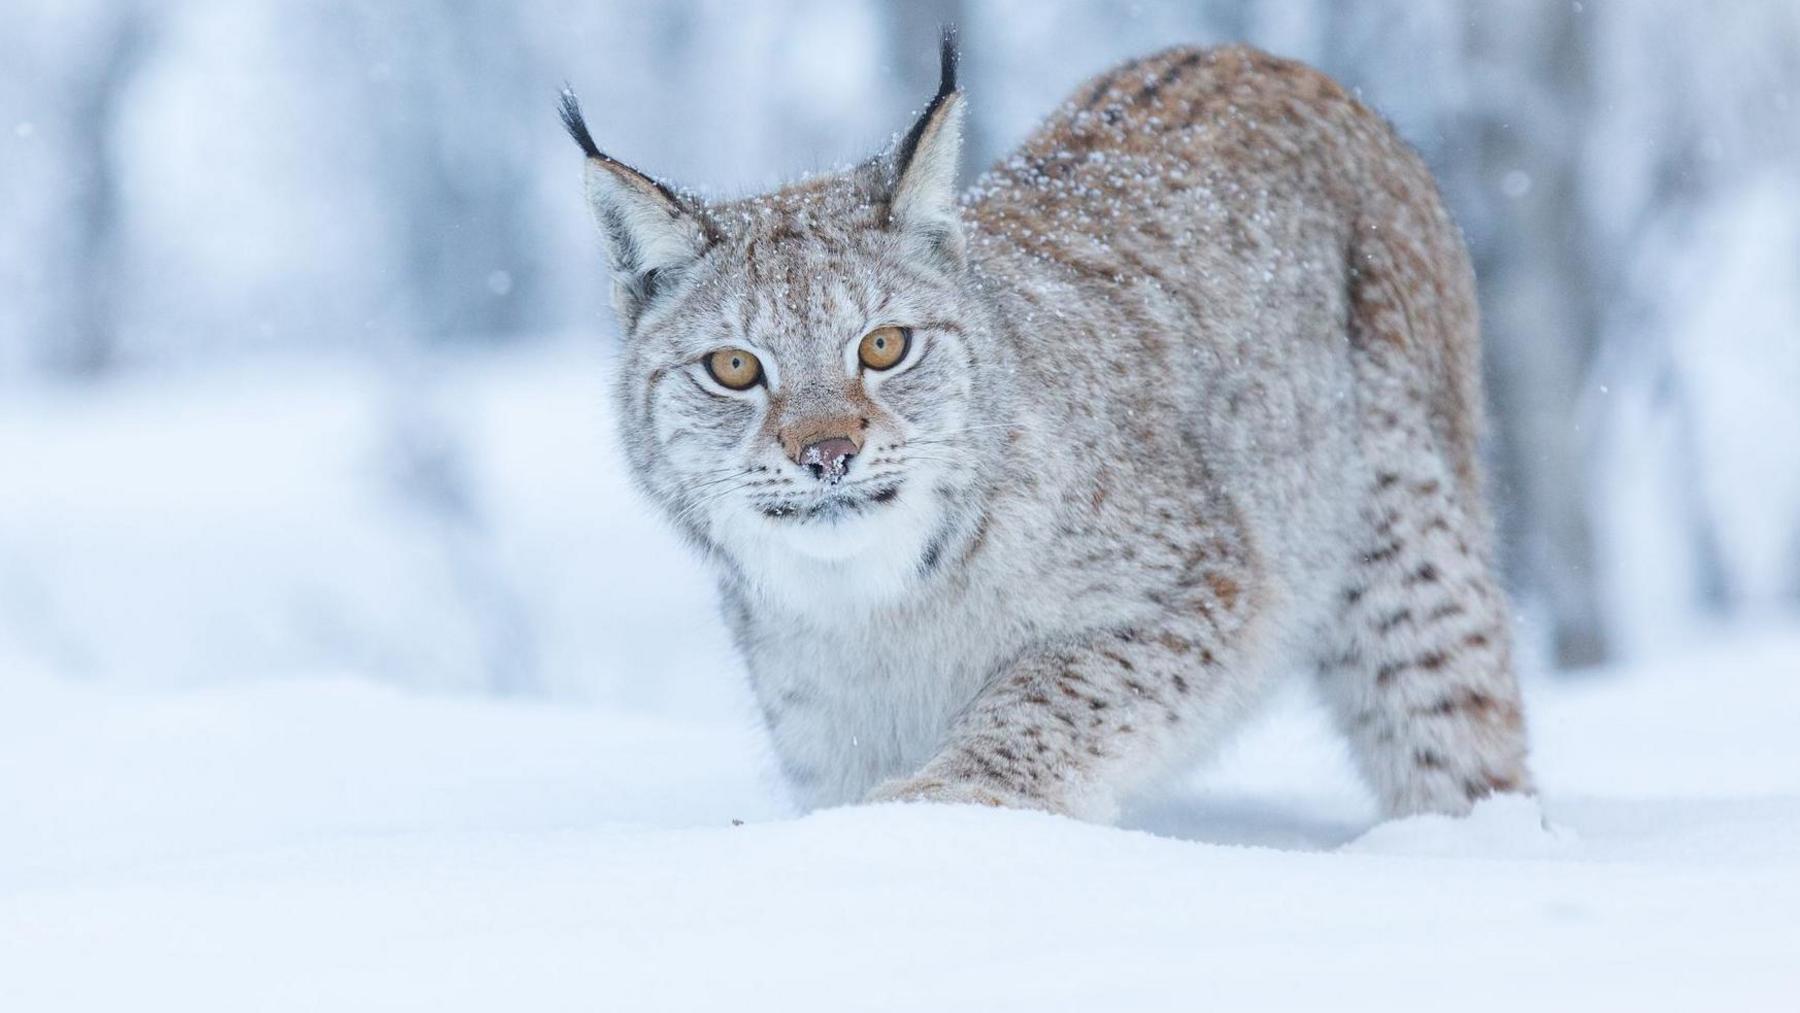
[563,39,1531,821]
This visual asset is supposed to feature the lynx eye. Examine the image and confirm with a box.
[704,347,763,390]
[858,326,911,371]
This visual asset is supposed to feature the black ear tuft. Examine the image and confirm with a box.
[559,86,601,160]
[936,23,959,96]
[894,25,960,182]
[560,86,691,210]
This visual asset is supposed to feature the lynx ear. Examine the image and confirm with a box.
[886,28,965,261]
[560,90,711,325]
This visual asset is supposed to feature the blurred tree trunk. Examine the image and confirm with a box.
[1467,1,1607,667]
[328,4,548,693]
[349,3,543,346]
[48,10,149,377]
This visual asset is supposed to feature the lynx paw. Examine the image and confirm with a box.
[864,775,1033,811]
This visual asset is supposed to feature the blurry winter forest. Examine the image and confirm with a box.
[2,1,1797,699]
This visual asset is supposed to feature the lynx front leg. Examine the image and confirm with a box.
[868,609,1266,822]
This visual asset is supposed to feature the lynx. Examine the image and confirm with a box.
[560,33,1531,822]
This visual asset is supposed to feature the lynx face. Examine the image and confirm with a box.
[563,41,998,604]
[619,209,990,597]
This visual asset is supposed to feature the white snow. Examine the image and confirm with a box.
[5,632,1800,1011]
[3,350,1799,1010]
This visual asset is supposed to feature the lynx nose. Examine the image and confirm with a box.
[798,437,858,484]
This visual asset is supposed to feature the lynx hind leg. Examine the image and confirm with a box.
[1317,450,1532,818]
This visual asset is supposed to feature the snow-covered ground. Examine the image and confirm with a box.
[6,633,1799,1011]
[3,350,1798,1010]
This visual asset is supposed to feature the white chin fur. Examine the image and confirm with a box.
[713,485,941,614]
[769,508,891,562]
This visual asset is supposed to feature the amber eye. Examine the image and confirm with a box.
[705,347,763,390]
[858,326,911,371]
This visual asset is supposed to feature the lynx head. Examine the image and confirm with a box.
[562,31,1008,608]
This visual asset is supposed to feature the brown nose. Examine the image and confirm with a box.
[797,437,858,483]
